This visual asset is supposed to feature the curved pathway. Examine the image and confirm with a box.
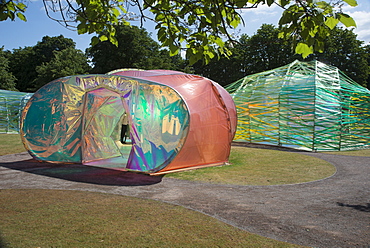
[0,151,369,248]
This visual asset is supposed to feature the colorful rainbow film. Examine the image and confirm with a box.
[226,60,370,151]
[20,70,236,174]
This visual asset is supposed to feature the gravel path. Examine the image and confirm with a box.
[0,151,369,248]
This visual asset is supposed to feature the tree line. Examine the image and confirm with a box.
[1,0,359,65]
[1,24,369,92]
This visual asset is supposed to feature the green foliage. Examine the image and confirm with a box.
[0,0,26,21]
[147,0,240,64]
[7,46,37,92]
[192,37,246,86]
[308,27,369,88]
[7,35,89,92]
[192,24,298,86]
[365,45,370,89]
[0,0,358,64]
[278,0,357,58]
[87,24,186,73]
[35,47,91,89]
[239,24,298,74]
[0,48,17,91]
[193,24,369,89]
[32,36,76,63]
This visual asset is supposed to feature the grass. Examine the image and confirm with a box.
[0,133,26,156]
[166,146,336,185]
[0,189,304,248]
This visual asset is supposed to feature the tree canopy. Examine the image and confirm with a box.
[1,28,187,92]
[1,23,368,92]
[0,48,17,91]
[0,0,359,64]
[35,47,91,89]
[308,27,369,88]
[193,24,298,86]
[192,24,369,88]
[7,35,90,92]
[86,25,185,73]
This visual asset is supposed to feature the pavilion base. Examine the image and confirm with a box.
[149,161,229,176]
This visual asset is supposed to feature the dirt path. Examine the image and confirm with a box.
[0,151,369,248]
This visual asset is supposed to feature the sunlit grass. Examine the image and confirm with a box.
[0,189,304,248]
[0,133,26,156]
[166,146,336,185]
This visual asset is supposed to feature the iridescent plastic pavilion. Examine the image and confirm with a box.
[20,70,237,174]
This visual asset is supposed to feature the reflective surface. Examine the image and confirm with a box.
[21,71,236,173]
[0,90,33,133]
[226,60,370,151]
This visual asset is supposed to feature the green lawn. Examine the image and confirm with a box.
[0,133,26,156]
[166,146,336,185]
[0,189,305,248]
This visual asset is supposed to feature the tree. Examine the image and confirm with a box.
[7,46,36,92]
[35,47,91,89]
[241,24,298,75]
[193,24,370,89]
[365,45,370,89]
[0,0,359,64]
[7,35,88,92]
[308,27,369,88]
[32,35,76,65]
[87,25,185,73]
[192,37,245,86]
[0,48,17,91]
[193,24,298,86]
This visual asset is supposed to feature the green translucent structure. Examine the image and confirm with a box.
[226,60,370,151]
[0,90,33,133]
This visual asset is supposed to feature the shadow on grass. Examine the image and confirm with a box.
[0,232,9,248]
[0,159,163,186]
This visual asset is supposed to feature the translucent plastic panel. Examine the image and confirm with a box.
[0,90,33,133]
[21,75,190,173]
[82,88,124,163]
[226,60,370,151]
[22,82,83,162]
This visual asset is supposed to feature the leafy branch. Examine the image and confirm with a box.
[0,0,358,64]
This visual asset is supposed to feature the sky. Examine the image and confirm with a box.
[0,1,369,52]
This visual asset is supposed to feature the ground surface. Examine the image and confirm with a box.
[0,150,369,248]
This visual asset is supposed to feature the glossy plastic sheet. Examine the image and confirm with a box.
[110,70,237,173]
[21,71,236,173]
[226,60,370,151]
[0,90,33,133]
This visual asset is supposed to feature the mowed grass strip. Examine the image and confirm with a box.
[166,146,336,185]
[0,189,304,248]
[0,134,26,156]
